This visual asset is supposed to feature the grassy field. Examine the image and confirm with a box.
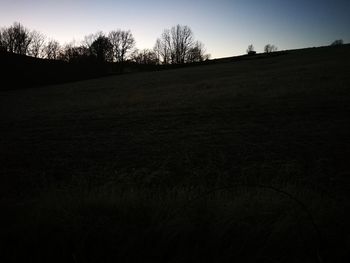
[1,45,350,262]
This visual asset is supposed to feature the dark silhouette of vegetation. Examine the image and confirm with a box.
[131,49,158,65]
[0,23,136,87]
[0,22,32,55]
[108,30,135,64]
[28,30,46,58]
[264,44,278,53]
[0,21,216,88]
[246,44,256,55]
[90,34,113,62]
[331,39,343,46]
[1,22,210,70]
[44,39,61,60]
[154,25,209,64]
[0,30,3,51]
[187,41,211,63]
[59,43,90,63]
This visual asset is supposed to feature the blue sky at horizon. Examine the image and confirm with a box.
[0,0,349,58]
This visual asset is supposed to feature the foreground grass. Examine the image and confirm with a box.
[2,179,348,263]
[1,45,350,262]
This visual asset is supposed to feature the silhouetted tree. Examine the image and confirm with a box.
[90,35,113,62]
[108,30,135,63]
[0,22,32,55]
[0,27,13,53]
[1,28,13,53]
[171,25,193,64]
[28,30,46,58]
[59,42,90,62]
[155,25,208,64]
[131,49,158,65]
[82,32,99,50]
[264,44,277,53]
[154,31,171,64]
[186,41,209,63]
[153,38,163,64]
[13,22,32,55]
[82,32,102,57]
[331,39,343,46]
[44,40,60,60]
[246,44,256,55]
[108,30,121,62]
[119,30,135,63]
[0,29,5,52]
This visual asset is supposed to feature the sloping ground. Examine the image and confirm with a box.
[0,51,113,89]
[1,45,350,193]
[1,45,350,262]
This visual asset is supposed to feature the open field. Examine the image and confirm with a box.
[1,45,350,262]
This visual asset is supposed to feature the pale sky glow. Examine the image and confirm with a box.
[1,0,349,58]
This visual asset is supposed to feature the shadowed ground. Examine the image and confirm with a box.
[1,45,350,262]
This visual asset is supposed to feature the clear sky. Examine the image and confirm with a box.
[1,0,349,58]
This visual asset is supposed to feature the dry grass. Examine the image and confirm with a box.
[1,45,350,262]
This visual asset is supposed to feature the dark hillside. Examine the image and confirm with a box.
[1,44,350,262]
[0,52,112,89]
[2,44,349,89]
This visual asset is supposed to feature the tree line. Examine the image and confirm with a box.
[246,39,344,55]
[246,44,278,55]
[0,22,210,65]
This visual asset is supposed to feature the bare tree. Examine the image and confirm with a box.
[0,22,32,55]
[45,40,61,60]
[0,29,5,52]
[131,49,157,65]
[107,30,135,63]
[171,25,194,64]
[246,44,256,55]
[153,38,162,64]
[108,30,121,62]
[13,22,32,55]
[154,29,172,64]
[59,42,90,62]
[153,37,169,65]
[264,44,278,53]
[120,30,135,63]
[155,25,207,64]
[83,33,97,50]
[186,41,207,63]
[1,26,15,53]
[28,30,46,58]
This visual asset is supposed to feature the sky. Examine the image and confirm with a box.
[0,0,349,58]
